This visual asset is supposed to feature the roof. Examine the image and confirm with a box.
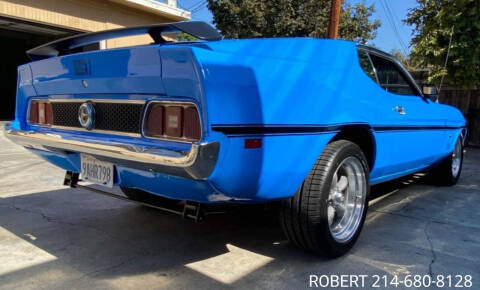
[109,0,191,21]
[357,44,394,59]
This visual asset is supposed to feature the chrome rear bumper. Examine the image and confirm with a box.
[5,129,219,180]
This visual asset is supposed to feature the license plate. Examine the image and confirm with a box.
[80,154,114,188]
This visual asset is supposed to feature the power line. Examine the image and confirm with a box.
[188,0,207,11]
[187,0,202,10]
[191,1,208,14]
[378,0,409,55]
[177,0,187,10]
[192,3,208,14]
[381,0,409,54]
[383,0,409,52]
[380,0,405,50]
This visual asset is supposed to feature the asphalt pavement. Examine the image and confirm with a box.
[0,124,479,289]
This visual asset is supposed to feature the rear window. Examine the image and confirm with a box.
[357,50,377,83]
[369,54,420,96]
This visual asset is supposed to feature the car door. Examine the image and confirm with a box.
[366,51,449,176]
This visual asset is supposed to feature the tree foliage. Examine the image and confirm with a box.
[390,48,412,69]
[176,32,199,41]
[405,0,480,87]
[206,0,380,43]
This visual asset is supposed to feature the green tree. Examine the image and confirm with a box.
[390,48,412,69]
[405,0,480,87]
[176,32,199,41]
[206,0,380,43]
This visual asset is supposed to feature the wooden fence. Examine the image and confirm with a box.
[439,87,480,146]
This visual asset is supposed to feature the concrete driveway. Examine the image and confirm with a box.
[0,126,479,289]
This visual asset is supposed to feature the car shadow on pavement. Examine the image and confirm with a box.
[0,150,479,289]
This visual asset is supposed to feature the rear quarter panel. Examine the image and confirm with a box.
[189,39,384,200]
[189,39,466,200]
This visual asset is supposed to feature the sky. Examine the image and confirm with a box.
[174,0,418,54]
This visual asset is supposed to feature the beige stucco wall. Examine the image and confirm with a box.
[0,0,181,48]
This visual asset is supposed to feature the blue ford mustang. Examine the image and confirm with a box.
[5,21,466,257]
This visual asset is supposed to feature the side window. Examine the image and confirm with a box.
[357,50,377,83]
[369,54,420,96]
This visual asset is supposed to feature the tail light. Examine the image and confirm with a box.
[144,102,201,142]
[144,103,164,137]
[164,106,183,138]
[29,100,53,126]
[183,107,201,140]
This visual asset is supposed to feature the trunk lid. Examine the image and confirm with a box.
[29,44,204,101]
[30,46,165,96]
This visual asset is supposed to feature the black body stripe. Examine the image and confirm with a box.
[211,124,465,136]
[213,126,339,135]
[373,126,465,132]
[212,123,369,136]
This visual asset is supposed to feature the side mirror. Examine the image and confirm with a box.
[422,84,439,102]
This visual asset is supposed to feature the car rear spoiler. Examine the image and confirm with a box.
[26,21,222,61]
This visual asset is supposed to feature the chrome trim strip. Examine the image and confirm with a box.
[50,125,141,137]
[6,130,197,167]
[49,99,146,104]
[5,129,220,179]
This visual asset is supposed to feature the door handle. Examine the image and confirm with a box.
[394,105,406,115]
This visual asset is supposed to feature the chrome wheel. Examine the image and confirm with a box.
[327,156,367,243]
[452,138,462,177]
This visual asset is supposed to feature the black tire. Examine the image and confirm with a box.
[429,136,463,186]
[279,140,370,258]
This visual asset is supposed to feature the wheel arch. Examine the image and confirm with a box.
[330,125,376,172]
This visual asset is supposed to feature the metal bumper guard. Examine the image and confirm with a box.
[5,129,220,180]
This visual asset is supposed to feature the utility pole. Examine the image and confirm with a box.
[327,0,342,39]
